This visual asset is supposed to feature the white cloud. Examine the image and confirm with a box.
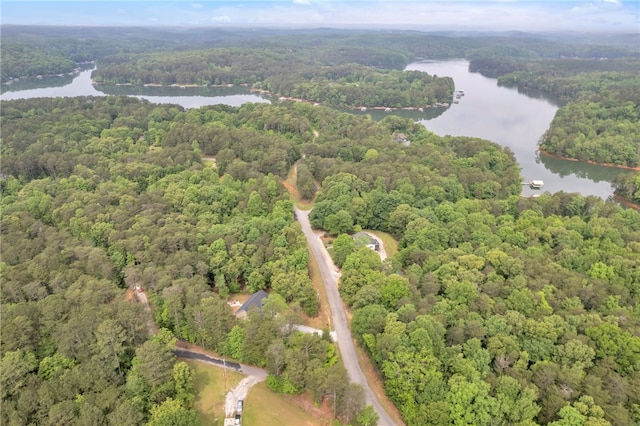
[212,15,232,22]
[2,0,637,31]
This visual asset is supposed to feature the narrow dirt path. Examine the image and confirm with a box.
[135,289,158,336]
[363,232,387,261]
[224,375,264,416]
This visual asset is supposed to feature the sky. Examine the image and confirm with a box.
[1,0,639,32]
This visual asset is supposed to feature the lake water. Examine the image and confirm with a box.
[408,60,626,199]
[2,63,628,199]
[1,68,271,108]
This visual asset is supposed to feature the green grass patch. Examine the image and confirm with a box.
[242,382,323,426]
[366,230,399,258]
[182,359,243,426]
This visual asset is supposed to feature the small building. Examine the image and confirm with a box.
[530,180,544,189]
[235,290,268,319]
[353,232,380,252]
[392,132,410,145]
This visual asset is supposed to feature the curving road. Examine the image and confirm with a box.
[295,207,397,426]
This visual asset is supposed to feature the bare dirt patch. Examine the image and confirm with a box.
[285,160,316,209]
[202,155,217,168]
[283,391,333,425]
[124,288,135,302]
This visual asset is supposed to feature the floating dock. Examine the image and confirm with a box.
[522,180,544,189]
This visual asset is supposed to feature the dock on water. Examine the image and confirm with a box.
[522,180,544,189]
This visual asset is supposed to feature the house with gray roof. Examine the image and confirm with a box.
[353,232,380,251]
[235,290,268,319]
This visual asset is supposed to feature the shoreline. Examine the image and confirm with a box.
[253,89,448,111]
[91,80,448,111]
[538,148,640,172]
[614,195,640,211]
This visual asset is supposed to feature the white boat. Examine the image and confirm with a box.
[529,180,544,188]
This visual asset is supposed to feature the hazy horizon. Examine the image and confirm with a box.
[2,1,639,33]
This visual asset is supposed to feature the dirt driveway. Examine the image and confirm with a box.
[363,232,387,261]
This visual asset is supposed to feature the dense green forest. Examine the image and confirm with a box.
[1,97,385,425]
[90,48,455,108]
[3,94,640,425]
[6,26,637,109]
[313,181,640,425]
[3,26,640,425]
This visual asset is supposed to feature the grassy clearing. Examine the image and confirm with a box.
[242,382,324,426]
[366,230,398,258]
[181,359,243,426]
[202,155,217,167]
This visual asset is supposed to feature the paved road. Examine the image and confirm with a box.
[173,348,267,379]
[174,349,242,372]
[295,207,397,426]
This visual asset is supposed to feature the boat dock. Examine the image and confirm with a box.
[522,180,544,188]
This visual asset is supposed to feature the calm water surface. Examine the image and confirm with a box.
[2,63,629,199]
[408,60,626,199]
[1,68,270,108]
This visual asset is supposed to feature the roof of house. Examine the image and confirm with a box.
[353,232,376,243]
[236,290,269,315]
[353,232,379,249]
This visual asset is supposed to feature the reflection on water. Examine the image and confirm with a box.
[96,83,272,109]
[1,68,271,108]
[538,152,631,183]
[1,74,75,93]
[1,63,95,94]
[497,82,565,106]
[344,106,447,121]
[409,60,627,200]
[97,83,264,98]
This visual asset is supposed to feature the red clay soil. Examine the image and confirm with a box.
[614,195,640,211]
[284,392,334,426]
[282,180,301,200]
[539,148,640,171]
